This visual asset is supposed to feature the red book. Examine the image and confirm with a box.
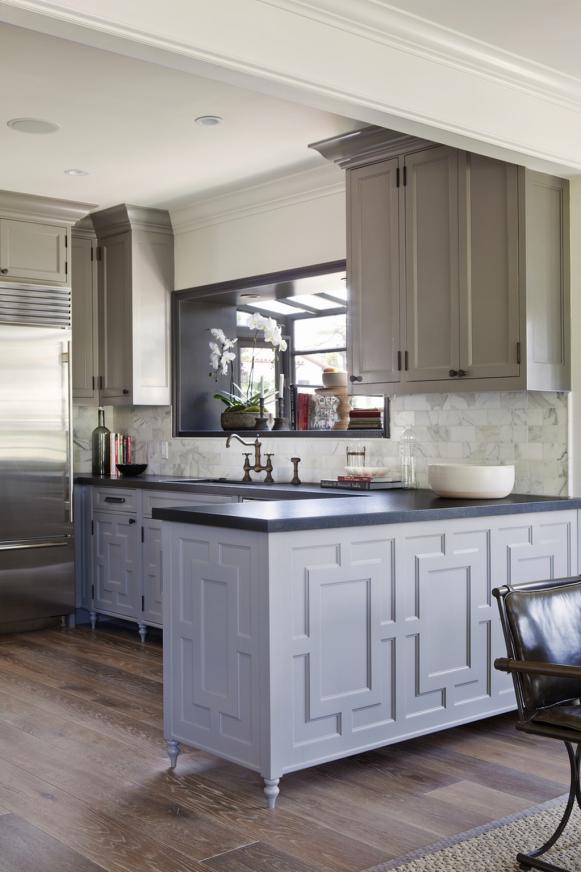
[298,394,310,430]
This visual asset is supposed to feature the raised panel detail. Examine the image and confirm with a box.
[166,532,260,767]
[142,519,163,626]
[290,538,397,754]
[93,511,140,619]
[400,528,491,717]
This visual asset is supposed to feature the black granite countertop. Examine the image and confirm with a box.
[150,489,581,533]
[74,474,365,501]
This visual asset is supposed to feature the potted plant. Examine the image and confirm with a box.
[209,317,287,431]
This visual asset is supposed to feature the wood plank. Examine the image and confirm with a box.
[203,841,322,871]
[0,625,570,872]
[0,758,208,872]
[0,814,107,872]
[0,718,251,864]
[424,780,533,818]
[0,635,163,714]
[21,627,163,681]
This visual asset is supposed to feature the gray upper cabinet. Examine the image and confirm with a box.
[310,125,570,395]
[523,171,570,391]
[0,189,92,288]
[0,219,68,284]
[83,204,174,406]
[348,158,401,385]
[99,231,133,401]
[458,153,520,381]
[404,147,459,383]
[72,223,99,401]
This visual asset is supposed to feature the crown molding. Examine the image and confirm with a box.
[0,188,94,224]
[91,204,173,237]
[258,0,581,110]
[170,163,344,235]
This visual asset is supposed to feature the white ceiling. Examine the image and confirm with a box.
[390,0,581,79]
[0,22,357,209]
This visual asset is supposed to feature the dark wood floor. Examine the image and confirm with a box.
[0,623,570,872]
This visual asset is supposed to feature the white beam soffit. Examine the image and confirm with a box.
[0,0,580,174]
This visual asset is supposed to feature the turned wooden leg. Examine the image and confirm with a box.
[89,611,97,630]
[167,739,181,769]
[138,623,147,643]
[263,777,280,809]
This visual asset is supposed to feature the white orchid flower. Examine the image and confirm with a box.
[210,327,226,343]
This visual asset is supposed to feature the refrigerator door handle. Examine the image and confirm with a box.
[63,339,73,525]
[0,539,72,552]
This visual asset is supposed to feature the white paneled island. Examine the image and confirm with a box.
[154,491,580,807]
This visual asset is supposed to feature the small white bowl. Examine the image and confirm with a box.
[428,463,515,499]
[322,370,348,388]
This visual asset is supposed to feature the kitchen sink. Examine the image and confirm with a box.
[160,478,254,485]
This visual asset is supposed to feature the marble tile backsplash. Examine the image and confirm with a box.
[73,391,569,496]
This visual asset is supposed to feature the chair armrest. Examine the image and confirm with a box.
[495,657,581,679]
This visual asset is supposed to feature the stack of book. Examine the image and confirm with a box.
[349,408,383,430]
[109,433,133,474]
[296,393,312,431]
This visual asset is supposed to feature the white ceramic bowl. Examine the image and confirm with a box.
[322,370,348,388]
[428,463,515,499]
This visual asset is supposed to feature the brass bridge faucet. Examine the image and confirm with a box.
[225,433,274,483]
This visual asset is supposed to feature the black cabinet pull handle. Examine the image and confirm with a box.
[350,375,363,383]
[128,518,136,525]
[104,496,126,503]
[0,268,8,275]
[122,389,130,395]
[448,369,458,377]
[458,369,467,377]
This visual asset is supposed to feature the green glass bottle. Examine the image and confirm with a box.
[92,407,111,476]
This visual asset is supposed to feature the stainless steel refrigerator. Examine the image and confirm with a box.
[0,284,74,629]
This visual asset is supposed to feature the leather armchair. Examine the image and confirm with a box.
[494,576,581,871]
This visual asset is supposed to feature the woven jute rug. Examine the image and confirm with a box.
[365,795,581,871]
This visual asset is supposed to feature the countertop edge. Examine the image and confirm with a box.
[152,496,581,533]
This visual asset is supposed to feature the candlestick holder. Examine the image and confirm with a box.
[254,396,270,430]
[271,395,289,431]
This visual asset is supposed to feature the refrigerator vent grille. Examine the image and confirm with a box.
[0,287,71,327]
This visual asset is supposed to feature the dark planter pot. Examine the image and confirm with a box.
[220,409,259,431]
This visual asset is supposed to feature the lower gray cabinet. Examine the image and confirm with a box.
[163,508,578,806]
[83,486,237,641]
[92,510,141,622]
[142,519,163,628]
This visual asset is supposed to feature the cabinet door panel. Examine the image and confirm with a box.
[348,158,401,385]
[525,171,570,391]
[72,235,98,400]
[404,147,459,381]
[142,519,163,626]
[459,154,520,379]
[0,219,67,284]
[398,525,493,720]
[99,232,132,400]
[93,511,140,619]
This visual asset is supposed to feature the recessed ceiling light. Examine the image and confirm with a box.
[64,168,89,176]
[240,293,261,300]
[7,117,60,134]
[195,115,223,127]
